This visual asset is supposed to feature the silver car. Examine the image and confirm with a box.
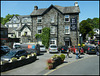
[49,45,58,53]
[40,45,46,52]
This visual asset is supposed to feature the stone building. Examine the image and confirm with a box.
[30,2,80,46]
[0,24,8,45]
[5,15,32,38]
[5,15,32,43]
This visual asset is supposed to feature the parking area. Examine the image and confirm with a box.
[1,51,97,75]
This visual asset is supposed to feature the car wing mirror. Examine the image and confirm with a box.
[15,55,18,57]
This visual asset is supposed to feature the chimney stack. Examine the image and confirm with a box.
[34,6,38,10]
[74,1,79,7]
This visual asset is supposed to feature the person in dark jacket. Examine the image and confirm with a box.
[96,45,99,56]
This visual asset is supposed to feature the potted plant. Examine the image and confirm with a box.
[47,59,54,69]
[60,54,65,62]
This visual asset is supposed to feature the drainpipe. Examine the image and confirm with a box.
[57,13,59,46]
[31,16,33,42]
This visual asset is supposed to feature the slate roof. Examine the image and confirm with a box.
[8,27,17,33]
[17,15,31,19]
[16,24,31,31]
[31,5,80,16]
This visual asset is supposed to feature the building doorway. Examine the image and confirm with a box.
[64,37,72,47]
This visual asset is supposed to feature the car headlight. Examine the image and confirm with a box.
[4,58,10,61]
[0,60,9,65]
[9,59,12,63]
[0,61,3,65]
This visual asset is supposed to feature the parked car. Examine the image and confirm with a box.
[1,49,28,65]
[60,46,69,53]
[40,45,46,52]
[69,46,84,54]
[58,45,62,52]
[0,46,11,56]
[82,45,96,54]
[49,45,58,53]
[19,43,40,55]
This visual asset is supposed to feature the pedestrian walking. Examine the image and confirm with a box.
[66,49,69,58]
[78,46,81,58]
[96,45,99,56]
[75,48,79,59]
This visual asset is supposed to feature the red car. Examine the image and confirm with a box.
[69,46,84,54]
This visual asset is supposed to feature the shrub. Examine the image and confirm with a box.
[47,59,54,64]
[34,53,37,56]
[60,54,65,61]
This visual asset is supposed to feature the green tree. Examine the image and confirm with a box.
[86,18,99,28]
[35,27,50,48]
[79,20,93,40]
[41,27,50,48]
[88,31,95,39]
[0,17,3,23]
[1,14,19,25]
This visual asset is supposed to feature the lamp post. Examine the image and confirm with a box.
[79,34,82,46]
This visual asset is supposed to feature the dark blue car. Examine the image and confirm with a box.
[60,46,69,53]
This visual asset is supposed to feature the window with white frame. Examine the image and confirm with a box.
[50,26,55,34]
[50,38,56,45]
[13,18,16,23]
[51,16,54,23]
[19,32,21,36]
[65,26,70,34]
[37,17,42,23]
[37,26,42,34]
[24,19,27,23]
[64,15,70,22]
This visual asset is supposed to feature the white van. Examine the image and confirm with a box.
[13,43,21,49]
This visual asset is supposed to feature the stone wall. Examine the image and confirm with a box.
[21,36,31,43]
[32,8,79,46]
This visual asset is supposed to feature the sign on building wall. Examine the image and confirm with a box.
[70,17,77,31]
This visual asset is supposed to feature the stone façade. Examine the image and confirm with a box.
[31,5,80,46]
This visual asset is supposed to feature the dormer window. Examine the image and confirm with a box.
[24,19,27,23]
[64,15,70,22]
[37,17,42,23]
[13,19,16,23]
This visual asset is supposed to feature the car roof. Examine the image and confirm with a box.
[11,49,26,52]
[40,45,44,46]
[50,45,57,46]
[1,46,8,47]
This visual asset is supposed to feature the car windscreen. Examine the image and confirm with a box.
[3,46,9,49]
[15,45,20,48]
[50,46,57,48]
[40,45,44,47]
[5,51,16,56]
[62,46,68,48]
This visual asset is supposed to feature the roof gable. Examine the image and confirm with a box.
[16,24,31,31]
[41,5,63,15]
[6,15,20,24]
[30,5,80,16]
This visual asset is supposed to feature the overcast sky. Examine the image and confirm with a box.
[1,1,99,22]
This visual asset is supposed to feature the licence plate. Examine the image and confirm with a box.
[53,50,55,51]
[91,50,94,51]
